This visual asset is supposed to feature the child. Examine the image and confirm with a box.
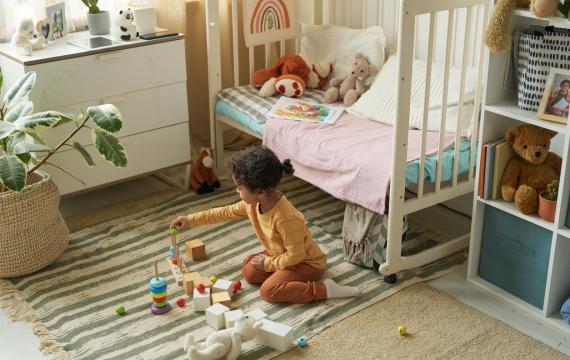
[170,146,360,304]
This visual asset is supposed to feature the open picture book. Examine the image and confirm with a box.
[268,97,344,125]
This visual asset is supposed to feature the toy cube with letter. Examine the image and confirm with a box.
[185,240,206,260]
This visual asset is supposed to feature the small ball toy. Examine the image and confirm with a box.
[210,275,217,284]
[116,305,126,316]
[176,297,186,308]
[232,280,242,294]
[297,336,308,347]
[171,257,178,265]
[197,283,206,294]
[170,227,178,236]
[398,325,407,336]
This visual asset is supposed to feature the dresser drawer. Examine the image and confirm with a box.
[44,123,191,196]
[27,39,186,109]
[41,82,189,147]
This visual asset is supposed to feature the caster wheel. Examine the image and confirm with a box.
[384,274,398,284]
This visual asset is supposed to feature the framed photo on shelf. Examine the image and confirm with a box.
[45,2,66,41]
[538,68,570,124]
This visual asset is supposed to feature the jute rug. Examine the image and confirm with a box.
[0,177,466,360]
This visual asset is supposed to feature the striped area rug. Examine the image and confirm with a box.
[0,177,466,360]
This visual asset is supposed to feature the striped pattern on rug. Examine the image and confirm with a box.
[2,177,466,360]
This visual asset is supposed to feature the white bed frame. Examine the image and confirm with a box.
[205,0,490,281]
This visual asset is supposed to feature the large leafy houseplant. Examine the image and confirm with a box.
[0,68,127,192]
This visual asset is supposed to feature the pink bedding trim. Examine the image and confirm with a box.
[262,112,457,214]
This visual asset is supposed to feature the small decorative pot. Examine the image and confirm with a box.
[538,192,557,223]
[87,11,111,35]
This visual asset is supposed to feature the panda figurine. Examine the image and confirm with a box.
[114,8,138,41]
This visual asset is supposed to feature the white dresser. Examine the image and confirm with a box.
[0,31,191,196]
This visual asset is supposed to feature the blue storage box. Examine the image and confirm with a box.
[479,206,552,309]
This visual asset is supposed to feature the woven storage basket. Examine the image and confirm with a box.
[0,171,69,278]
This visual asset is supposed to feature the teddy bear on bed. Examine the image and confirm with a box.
[501,124,561,214]
[484,0,558,53]
[252,53,332,98]
[188,148,220,194]
[324,52,378,107]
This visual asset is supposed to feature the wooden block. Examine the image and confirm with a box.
[193,277,213,290]
[206,303,230,330]
[224,309,244,328]
[211,292,232,309]
[212,279,233,297]
[193,287,211,311]
[166,257,188,286]
[247,308,268,321]
[183,272,201,296]
[255,319,294,352]
[185,240,206,260]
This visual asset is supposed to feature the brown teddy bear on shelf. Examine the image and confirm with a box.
[324,52,378,107]
[484,0,558,53]
[188,148,220,194]
[501,124,561,214]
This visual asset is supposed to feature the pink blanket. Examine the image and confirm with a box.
[263,112,456,214]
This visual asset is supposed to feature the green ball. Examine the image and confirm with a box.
[116,305,126,315]
[170,227,178,236]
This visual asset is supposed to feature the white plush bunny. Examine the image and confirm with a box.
[11,18,35,56]
[183,316,263,360]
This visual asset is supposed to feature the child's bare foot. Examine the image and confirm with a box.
[323,279,360,299]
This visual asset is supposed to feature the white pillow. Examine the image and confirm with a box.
[347,56,478,135]
[300,23,386,84]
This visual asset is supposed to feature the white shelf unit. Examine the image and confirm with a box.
[467,8,570,338]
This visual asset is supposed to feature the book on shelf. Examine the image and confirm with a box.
[478,144,487,198]
[491,141,514,200]
[481,139,507,200]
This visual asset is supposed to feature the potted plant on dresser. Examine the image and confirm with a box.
[538,180,559,222]
[82,0,111,35]
[0,69,127,278]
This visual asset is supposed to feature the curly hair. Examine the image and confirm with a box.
[230,146,294,191]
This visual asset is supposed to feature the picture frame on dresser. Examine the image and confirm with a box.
[46,2,66,41]
[538,68,570,125]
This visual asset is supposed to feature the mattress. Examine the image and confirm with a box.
[215,86,472,187]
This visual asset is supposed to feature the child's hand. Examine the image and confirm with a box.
[251,254,266,271]
[170,216,190,231]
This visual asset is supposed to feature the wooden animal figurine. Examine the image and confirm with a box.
[188,148,220,194]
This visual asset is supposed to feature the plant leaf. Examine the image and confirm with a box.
[7,131,26,153]
[4,72,36,108]
[14,111,61,129]
[92,129,127,167]
[0,67,3,93]
[21,129,46,144]
[0,121,15,140]
[0,155,26,191]
[16,153,32,164]
[53,111,82,127]
[72,141,95,167]
[13,142,52,154]
[44,161,86,185]
[4,100,34,123]
[88,104,123,133]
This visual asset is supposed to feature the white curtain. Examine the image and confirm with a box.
[0,0,154,42]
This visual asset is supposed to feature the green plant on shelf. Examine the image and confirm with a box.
[81,0,100,14]
[545,180,559,201]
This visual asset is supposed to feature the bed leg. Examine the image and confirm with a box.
[383,274,398,284]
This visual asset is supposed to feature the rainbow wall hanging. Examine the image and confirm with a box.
[244,0,298,47]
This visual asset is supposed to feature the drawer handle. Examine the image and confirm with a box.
[101,96,127,105]
[97,52,123,61]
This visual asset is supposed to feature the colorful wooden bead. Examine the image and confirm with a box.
[176,298,186,308]
[116,305,126,316]
[197,283,206,294]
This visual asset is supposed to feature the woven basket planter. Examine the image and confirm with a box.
[0,171,69,278]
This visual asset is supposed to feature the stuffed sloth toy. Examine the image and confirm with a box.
[252,53,332,98]
[183,316,263,360]
[484,0,558,53]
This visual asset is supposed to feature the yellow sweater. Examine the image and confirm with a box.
[186,196,327,272]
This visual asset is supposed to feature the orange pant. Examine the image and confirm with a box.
[242,251,327,304]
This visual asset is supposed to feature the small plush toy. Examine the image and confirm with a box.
[253,54,331,98]
[324,53,378,107]
[183,316,263,360]
[501,124,561,214]
[115,8,139,41]
[484,0,558,53]
[11,18,35,56]
[188,148,220,194]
